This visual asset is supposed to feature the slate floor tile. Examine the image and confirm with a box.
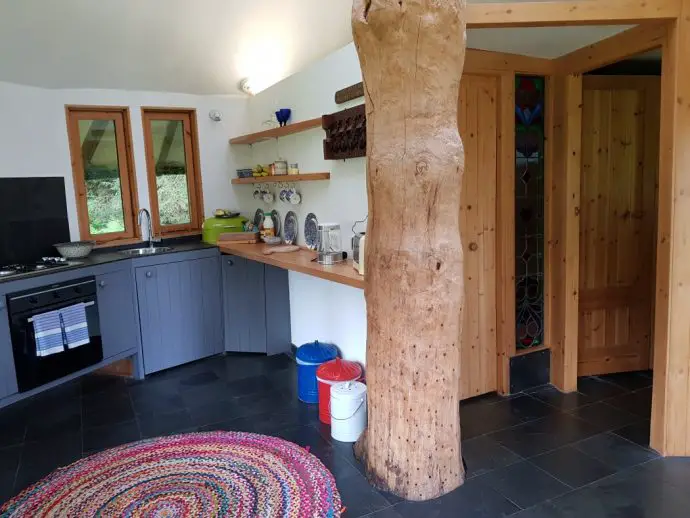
[528,386,596,411]
[25,405,81,441]
[461,435,523,478]
[177,370,219,387]
[80,374,126,397]
[83,420,140,454]
[576,377,627,401]
[530,445,615,488]
[573,433,658,470]
[612,420,651,448]
[567,401,640,432]
[489,413,600,458]
[604,388,652,418]
[15,434,82,492]
[0,445,22,474]
[0,470,17,504]
[225,375,274,398]
[187,398,239,427]
[333,464,392,517]
[138,409,194,438]
[83,394,134,428]
[0,418,26,448]
[512,459,690,518]
[391,476,519,518]
[479,460,571,509]
[131,391,185,415]
[595,371,653,392]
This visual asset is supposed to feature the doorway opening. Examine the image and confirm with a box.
[575,49,661,445]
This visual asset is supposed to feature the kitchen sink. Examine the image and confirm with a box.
[119,246,173,256]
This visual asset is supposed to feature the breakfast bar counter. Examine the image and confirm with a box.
[217,243,365,290]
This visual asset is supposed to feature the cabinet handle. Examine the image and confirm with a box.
[227,259,234,266]
[146,271,153,278]
[99,281,106,288]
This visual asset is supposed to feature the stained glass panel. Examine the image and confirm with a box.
[515,76,545,350]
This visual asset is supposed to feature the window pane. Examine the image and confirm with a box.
[150,120,191,226]
[78,119,126,235]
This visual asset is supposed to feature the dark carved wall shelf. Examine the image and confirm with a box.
[322,104,366,160]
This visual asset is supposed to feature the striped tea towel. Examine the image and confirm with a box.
[60,303,90,349]
[32,310,65,357]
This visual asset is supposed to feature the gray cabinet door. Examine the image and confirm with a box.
[97,268,139,359]
[0,298,18,399]
[222,255,267,353]
[137,257,223,375]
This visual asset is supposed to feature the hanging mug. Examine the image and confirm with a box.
[289,190,301,205]
[263,190,275,203]
[253,186,262,200]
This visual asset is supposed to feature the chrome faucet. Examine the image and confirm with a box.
[138,208,154,249]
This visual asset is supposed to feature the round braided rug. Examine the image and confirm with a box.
[1,431,342,517]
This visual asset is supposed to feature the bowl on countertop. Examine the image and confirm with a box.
[261,236,283,245]
[54,241,96,259]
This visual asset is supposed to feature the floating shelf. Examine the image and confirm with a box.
[231,173,331,185]
[229,117,323,145]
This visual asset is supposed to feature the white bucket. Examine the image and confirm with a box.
[330,381,367,443]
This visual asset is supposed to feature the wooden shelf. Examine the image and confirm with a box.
[231,173,330,185]
[229,117,323,145]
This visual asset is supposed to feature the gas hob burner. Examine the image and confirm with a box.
[0,259,81,278]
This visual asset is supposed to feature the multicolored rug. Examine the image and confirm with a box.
[1,431,342,517]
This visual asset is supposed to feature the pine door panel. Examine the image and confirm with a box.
[458,74,498,398]
[578,76,660,376]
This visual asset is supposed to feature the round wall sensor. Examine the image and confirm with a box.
[208,110,222,122]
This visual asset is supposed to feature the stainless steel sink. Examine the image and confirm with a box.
[119,247,173,256]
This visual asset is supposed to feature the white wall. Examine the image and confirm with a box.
[0,80,248,240]
[232,43,368,363]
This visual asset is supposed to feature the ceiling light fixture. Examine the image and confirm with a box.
[239,78,255,96]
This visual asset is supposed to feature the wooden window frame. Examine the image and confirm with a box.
[65,105,140,245]
[141,108,205,237]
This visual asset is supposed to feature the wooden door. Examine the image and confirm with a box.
[578,76,660,376]
[458,74,498,398]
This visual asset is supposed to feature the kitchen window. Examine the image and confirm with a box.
[65,106,139,244]
[141,108,204,236]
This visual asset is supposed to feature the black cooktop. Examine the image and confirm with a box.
[0,258,80,279]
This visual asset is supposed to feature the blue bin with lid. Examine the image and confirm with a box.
[296,341,338,403]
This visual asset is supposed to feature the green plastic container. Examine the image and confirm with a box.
[202,216,247,244]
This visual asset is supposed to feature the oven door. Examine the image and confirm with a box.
[8,278,104,392]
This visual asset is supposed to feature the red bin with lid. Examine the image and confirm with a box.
[316,359,363,424]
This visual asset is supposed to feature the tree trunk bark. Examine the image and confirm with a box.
[352,0,467,502]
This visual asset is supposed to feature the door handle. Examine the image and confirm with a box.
[146,271,153,278]
[99,281,106,288]
[227,259,234,266]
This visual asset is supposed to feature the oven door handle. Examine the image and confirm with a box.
[26,300,95,323]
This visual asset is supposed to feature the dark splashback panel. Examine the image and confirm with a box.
[0,177,70,265]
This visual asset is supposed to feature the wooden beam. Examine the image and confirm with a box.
[465,49,554,75]
[556,23,667,74]
[546,74,581,393]
[496,73,516,395]
[466,0,681,28]
[651,0,690,456]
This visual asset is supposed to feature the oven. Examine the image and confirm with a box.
[7,276,103,392]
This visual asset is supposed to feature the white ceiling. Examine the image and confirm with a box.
[0,0,633,95]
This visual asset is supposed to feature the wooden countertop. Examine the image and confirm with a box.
[217,243,365,290]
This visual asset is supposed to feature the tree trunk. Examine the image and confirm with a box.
[352,0,467,502]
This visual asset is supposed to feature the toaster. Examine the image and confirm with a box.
[352,233,365,276]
